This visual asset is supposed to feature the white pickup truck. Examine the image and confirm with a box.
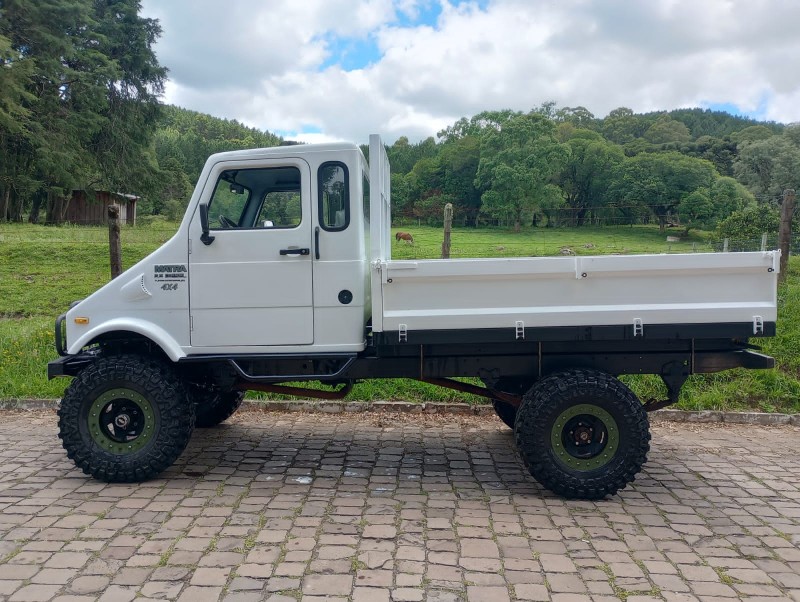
[49,135,778,499]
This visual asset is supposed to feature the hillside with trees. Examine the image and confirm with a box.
[386,105,797,236]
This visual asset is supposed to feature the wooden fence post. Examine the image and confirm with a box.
[442,203,453,259]
[779,188,796,282]
[108,205,122,279]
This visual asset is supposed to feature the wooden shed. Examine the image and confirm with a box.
[64,191,139,226]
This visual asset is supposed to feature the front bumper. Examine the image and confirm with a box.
[47,354,95,379]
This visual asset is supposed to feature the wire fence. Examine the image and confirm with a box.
[390,232,793,260]
[0,222,794,259]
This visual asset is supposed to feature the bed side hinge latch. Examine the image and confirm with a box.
[753,315,764,335]
[398,323,408,343]
[633,318,644,337]
[515,320,525,340]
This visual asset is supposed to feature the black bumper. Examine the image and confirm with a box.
[47,354,96,379]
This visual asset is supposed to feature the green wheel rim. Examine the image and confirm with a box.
[550,403,619,471]
[88,388,156,455]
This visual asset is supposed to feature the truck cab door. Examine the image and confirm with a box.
[188,158,313,348]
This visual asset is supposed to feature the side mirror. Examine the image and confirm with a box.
[199,203,215,246]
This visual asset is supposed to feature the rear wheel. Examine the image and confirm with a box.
[192,388,245,428]
[57,354,195,482]
[514,369,649,499]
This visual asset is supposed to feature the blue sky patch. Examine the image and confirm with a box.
[321,35,382,71]
[703,100,768,121]
[320,0,490,72]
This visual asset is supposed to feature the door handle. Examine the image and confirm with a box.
[314,227,320,260]
[279,248,310,256]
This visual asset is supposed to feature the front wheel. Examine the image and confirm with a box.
[515,369,650,500]
[57,354,195,482]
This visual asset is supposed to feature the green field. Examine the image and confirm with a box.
[1,222,798,413]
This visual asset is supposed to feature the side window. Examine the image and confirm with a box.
[318,162,349,231]
[208,166,301,230]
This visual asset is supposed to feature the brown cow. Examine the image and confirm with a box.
[395,231,414,243]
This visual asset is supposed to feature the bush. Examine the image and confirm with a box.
[716,204,780,241]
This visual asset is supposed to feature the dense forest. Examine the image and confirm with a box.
[380,105,796,234]
[2,1,799,239]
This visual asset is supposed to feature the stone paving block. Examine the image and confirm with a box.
[9,585,63,602]
[97,585,137,602]
[391,588,424,601]
[466,585,511,602]
[189,567,231,586]
[353,587,390,602]
[514,583,550,601]
[301,574,353,596]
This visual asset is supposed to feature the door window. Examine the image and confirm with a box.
[208,166,302,229]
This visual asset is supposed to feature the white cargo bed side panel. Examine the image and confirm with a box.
[380,252,778,331]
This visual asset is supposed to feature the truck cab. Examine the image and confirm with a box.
[59,142,375,360]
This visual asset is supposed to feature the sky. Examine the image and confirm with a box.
[140,0,800,145]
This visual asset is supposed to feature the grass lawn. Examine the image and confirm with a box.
[1,221,797,413]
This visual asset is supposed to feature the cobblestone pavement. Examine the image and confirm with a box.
[1,409,799,602]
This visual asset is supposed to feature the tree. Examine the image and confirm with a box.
[734,133,800,203]
[0,0,167,223]
[437,109,521,142]
[88,0,167,196]
[475,114,567,232]
[717,204,780,242]
[601,107,646,145]
[730,125,775,145]
[555,106,597,130]
[678,188,714,234]
[438,135,482,226]
[556,129,624,226]
[682,135,737,176]
[710,176,753,217]
[1,0,114,222]
[390,173,411,218]
[611,152,718,231]
[644,115,692,144]
[153,105,282,191]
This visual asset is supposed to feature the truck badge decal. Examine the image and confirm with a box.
[154,264,187,291]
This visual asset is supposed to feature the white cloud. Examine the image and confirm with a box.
[142,0,800,144]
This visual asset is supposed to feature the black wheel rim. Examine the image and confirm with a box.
[550,404,619,471]
[88,388,156,454]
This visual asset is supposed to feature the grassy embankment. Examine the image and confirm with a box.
[1,222,798,413]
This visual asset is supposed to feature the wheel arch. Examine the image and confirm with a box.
[67,319,186,362]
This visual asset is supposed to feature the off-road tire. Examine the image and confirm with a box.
[492,400,518,429]
[193,389,245,428]
[57,354,195,482]
[514,369,650,500]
